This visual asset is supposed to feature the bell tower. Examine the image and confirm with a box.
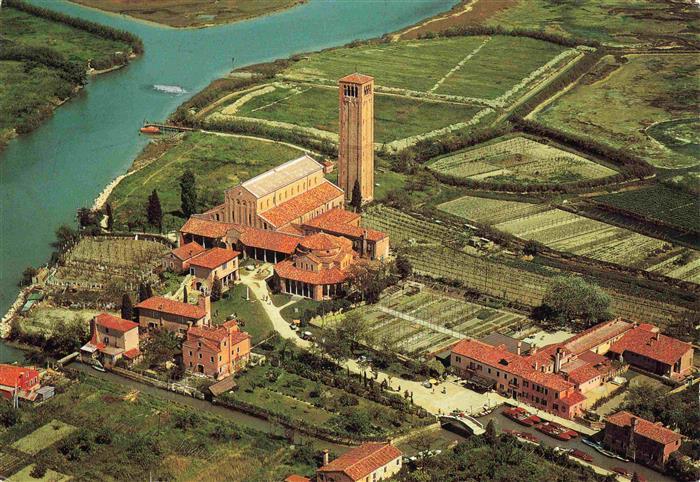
[338,73,374,203]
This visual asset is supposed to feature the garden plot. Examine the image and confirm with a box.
[11,420,76,455]
[428,136,616,184]
[361,205,463,246]
[437,195,549,225]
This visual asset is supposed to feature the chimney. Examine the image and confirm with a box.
[554,347,562,374]
[322,449,329,466]
[90,316,96,338]
[516,341,522,356]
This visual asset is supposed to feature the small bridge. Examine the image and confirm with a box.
[439,414,485,436]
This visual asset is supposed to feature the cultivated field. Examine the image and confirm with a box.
[536,53,699,168]
[12,421,76,455]
[438,195,549,225]
[108,132,304,231]
[357,288,529,356]
[428,136,617,184]
[594,185,700,233]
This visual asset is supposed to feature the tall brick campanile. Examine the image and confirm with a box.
[338,73,374,203]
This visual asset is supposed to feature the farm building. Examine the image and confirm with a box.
[136,296,209,334]
[80,313,140,367]
[182,320,251,379]
[603,411,682,470]
[316,443,402,482]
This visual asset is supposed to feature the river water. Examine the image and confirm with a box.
[0,0,459,315]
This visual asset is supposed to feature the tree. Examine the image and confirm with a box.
[121,293,134,321]
[351,179,362,213]
[143,330,180,367]
[30,462,47,479]
[347,260,395,304]
[484,419,498,445]
[182,286,188,304]
[0,402,19,428]
[541,276,611,327]
[18,266,37,287]
[51,225,79,254]
[105,202,114,231]
[211,275,222,302]
[318,311,374,362]
[138,283,149,302]
[147,189,163,232]
[395,253,412,279]
[180,169,197,217]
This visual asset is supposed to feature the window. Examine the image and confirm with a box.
[553,403,559,411]
[210,356,214,363]
[523,381,529,388]
[198,353,202,359]
[189,267,195,275]
[455,356,461,363]
[219,355,222,361]
[189,351,192,356]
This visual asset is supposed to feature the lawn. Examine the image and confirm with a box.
[0,376,316,481]
[211,284,274,343]
[108,132,305,231]
[21,305,103,336]
[8,465,71,482]
[11,421,76,455]
[279,298,320,323]
[284,35,568,101]
[536,53,699,168]
[231,84,482,143]
[69,0,304,28]
[486,0,698,48]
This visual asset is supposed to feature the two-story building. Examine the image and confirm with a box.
[603,411,683,470]
[136,296,209,335]
[187,247,240,294]
[0,364,41,402]
[162,241,206,273]
[80,313,140,367]
[316,443,402,482]
[182,320,251,379]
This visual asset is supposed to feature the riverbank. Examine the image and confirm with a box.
[69,0,307,29]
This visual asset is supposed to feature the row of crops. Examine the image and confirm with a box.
[362,205,460,246]
[428,136,616,183]
[437,195,549,225]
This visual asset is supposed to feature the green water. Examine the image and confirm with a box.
[0,0,458,315]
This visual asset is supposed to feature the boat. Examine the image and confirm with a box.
[140,125,161,134]
[612,467,631,478]
[569,449,593,463]
[536,422,571,441]
[503,429,540,444]
[503,407,541,427]
[582,438,601,449]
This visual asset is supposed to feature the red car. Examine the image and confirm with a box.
[569,449,593,463]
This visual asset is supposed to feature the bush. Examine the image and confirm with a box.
[0,402,20,428]
[30,463,47,479]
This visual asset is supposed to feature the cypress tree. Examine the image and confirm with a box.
[351,179,362,213]
[183,286,188,303]
[105,202,114,231]
[121,293,134,321]
[180,169,197,218]
[146,190,163,232]
[146,284,154,298]
[211,275,222,302]
[138,283,148,302]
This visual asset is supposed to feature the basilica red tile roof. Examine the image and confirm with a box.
[318,443,401,481]
[171,242,205,261]
[239,228,300,254]
[259,181,343,228]
[0,365,39,388]
[189,247,239,270]
[303,208,386,242]
[606,411,682,445]
[300,232,346,251]
[95,313,139,333]
[274,260,348,285]
[608,325,691,366]
[306,208,360,227]
[136,296,206,320]
[180,217,237,239]
[339,73,374,84]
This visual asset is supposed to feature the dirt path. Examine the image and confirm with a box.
[428,37,491,93]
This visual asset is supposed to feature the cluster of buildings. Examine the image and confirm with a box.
[163,74,388,302]
[451,318,693,420]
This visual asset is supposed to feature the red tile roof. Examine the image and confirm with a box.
[562,318,632,356]
[300,232,346,251]
[284,476,310,482]
[260,181,344,228]
[188,325,229,343]
[94,313,139,333]
[123,348,141,359]
[275,259,348,285]
[560,390,586,406]
[608,325,691,366]
[339,73,374,84]
[0,365,39,388]
[189,247,239,270]
[304,208,386,242]
[606,411,682,445]
[318,443,401,481]
[136,296,206,320]
[180,217,237,239]
[307,208,360,227]
[230,330,251,346]
[239,228,300,254]
[171,242,205,261]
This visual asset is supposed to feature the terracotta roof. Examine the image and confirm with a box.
[278,223,306,237]
[171,242,205,261]
[452,338,574,392]
[306,208,360,227]
[189,247,239,270]
[239,154,322,198]
[300,232,345,251]
[231,330,251,346]
[562,318,632,356]
[275,259,348,285]
[566,363,605,385]
[284,476,310,482]
[339,73,374,84]
[180,217,237,239]
[606,411,682,445]
[608,324,691,366]
[318,443,401,481]
[188,325,229,343]
[123,348,141,359]
[239,228,300,254]
[136,296,206,320]
[259,181,344,228]
[0,365,39,388]
[560,390,586,406]
[304,209,387,242]
[94,313,139,333]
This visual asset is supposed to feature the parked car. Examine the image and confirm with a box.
[289,324,299,331]
[422,380,432,389]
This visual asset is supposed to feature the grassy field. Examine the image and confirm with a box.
[11,421,77,455]
[211,284,274,344]
[0,376,315,481]
[429,135,617,184]
[594,185,700,233]
[284,36,569,101]
[69,0,304,28]
[21,305,103,336]
[485,0,698,48]
[108,132,304,231]
[218,84,483,143]
[536,53,699,168]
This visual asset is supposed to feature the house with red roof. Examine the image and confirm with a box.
[162,241,206,273]
[182,320,251,379]
[316,443,402,482]
[603,411,683,469]
[186,247,240,295]
[0,364,41,402]
[607,324,693,380]
[136,296,209,335]
[81,313,140,367]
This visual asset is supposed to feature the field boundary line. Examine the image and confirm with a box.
[428,36,491,93]
[378,306,466,340]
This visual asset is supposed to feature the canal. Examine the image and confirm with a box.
[0,0,460,316]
